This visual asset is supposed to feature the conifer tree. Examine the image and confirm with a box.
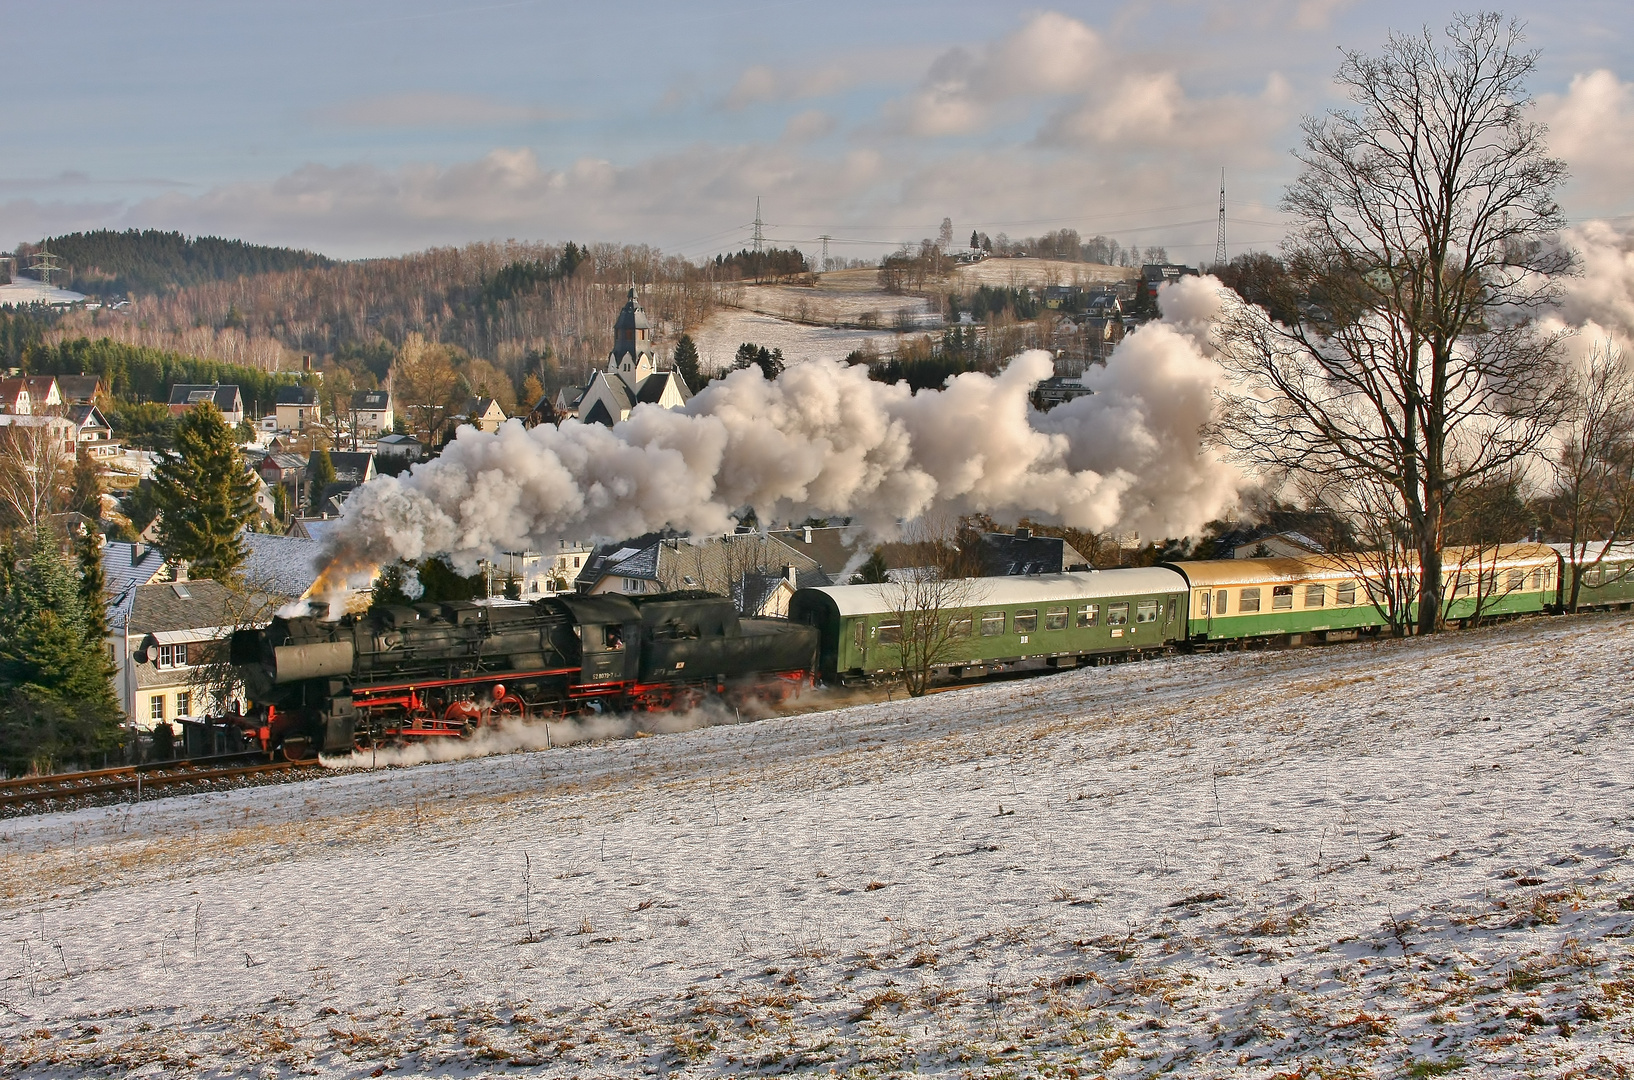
[672,335,701,392]
[76,526,109,643]
[307,448,336,515]
[151,403,258,580]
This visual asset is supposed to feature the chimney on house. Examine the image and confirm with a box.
[173,560,189,583]
[803,525,812,543]
[302,354,312,372]
[784,564,799,587]
[131,542,146,566]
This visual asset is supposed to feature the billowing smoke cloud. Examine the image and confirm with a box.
[307,280,1245,604]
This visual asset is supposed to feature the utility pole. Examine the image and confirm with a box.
[819,234,831,272]
[28,249,63,286]
[752,198,765,255]
[1214,169,1227,270]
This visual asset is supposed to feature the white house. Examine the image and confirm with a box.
[350,389,394,436]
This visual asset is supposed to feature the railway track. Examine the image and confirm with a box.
[0,753,317,816]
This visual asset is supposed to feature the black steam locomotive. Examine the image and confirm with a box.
[227,591,817,759]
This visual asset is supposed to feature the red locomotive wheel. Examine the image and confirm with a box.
[281,737,316,762]
[489,696,523,721]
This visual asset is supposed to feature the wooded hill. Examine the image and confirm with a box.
[13,230,332,298]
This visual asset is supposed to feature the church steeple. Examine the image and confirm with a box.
[607,286,656,392]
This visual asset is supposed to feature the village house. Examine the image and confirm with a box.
[55,374,102,404]
[24,376,62,411]
[493,539,595,598]
[0,377,32,414]
[0,413,77,460]
[577,532,828,617]
[565,288,692,425]
[455,396,508,433]
[274,386,320,432]
[66,403,114,450]
[167,384,245,425]
[374,432,423,474]
[350,389,393,437]
[112,576,241,727]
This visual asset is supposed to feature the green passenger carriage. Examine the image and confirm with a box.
[789,569,1188,686]
[1550,542,1634,609]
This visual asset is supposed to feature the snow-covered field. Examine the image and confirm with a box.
[690,308,911,372]
[3,614,1632,1077]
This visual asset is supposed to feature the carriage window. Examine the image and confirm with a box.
[1239,587,1260,613]
[1076,604,1099,627]
[1272,585,1294,610]
[1336,581,1357,605]
[854,621,866,652]
[1304,584,1325,607]
[1044,607,1068,630]
[949,615,973,637]
[1107,603,1129,626]
[1505,569,1526,590]
[1530,567,1545,590]
[980,611,1005,636]
[1214,589,1228,614]
[877,621,901,644]
[1454,573,1473,598]
[1136,600,1158,623]
[1480,571,1496,594]
[1014,609,1038,632]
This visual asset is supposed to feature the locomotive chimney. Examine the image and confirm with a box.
[1015,526,1031,539]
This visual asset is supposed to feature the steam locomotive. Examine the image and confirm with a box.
[226,591,816,759]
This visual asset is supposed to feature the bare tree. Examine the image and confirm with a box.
[390,333,461,444]
[0,418,73,532]
[879,519,986,697]
[1212,13,1572,634]
[1549,341,1634,609]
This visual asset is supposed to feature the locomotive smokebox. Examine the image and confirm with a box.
[272,641,355,684]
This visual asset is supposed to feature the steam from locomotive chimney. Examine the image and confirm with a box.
[304,276,1244,609]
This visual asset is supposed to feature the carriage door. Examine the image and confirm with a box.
[1195,589,1211,635]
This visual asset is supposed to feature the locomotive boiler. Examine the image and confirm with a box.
[228,591,817,759]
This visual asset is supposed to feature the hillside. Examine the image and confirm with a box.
[2,613,1630,1076]
[15,229,332,298]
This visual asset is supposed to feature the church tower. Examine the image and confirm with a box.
[607,287,656,392]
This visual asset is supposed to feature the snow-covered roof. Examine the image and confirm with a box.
[798,569,1187,618]
[1169,543,1559,588]
[1549,542,1634,563]
[240,532,324,599]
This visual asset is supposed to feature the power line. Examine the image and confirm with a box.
[751,197,764,255]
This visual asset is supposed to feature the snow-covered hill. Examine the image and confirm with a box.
[2,614,1631,1077]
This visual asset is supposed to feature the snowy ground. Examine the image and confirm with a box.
[2,614,1632,1077]
[690,309,910,372]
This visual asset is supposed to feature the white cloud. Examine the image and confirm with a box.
[782,109,836,144]
[1537,70,1634,218]
[881,12,1104,137]
[721,56,890,110]
[314,92,565,129]
[1038,71,1293,154]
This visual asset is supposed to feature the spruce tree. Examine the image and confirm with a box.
[151,403,258,579]
[76,526,109,643]
[672,335,701,392]
[307,448,337,515]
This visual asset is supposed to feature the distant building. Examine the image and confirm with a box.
[350,389,393,436]
[65,403,114,449]
[578,532,828,617]
[0,377,32,414]
[374,433,423,472]
[456,396,508,433]
[0,414,76,460]
[1032,375,1093,411]
[274,386,320,432]
[567,288,693,426]
[56,375,102,404]
[23,376,62,411]
[167,384,245,425]
[493,540,595,598]
[972,528,1090,575]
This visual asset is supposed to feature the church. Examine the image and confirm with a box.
[557,288,693,426]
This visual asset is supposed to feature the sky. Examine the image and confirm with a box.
[2,1,1632,262]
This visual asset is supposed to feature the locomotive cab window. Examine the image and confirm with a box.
[1304,584,1325,607]
[1044,607,1068,631]
[1107,603,1129,626]
[1014,609,1038,633]
[980,612,1005,636]
[603,625,623,649]
[1239,587,1260,613]
[1272,585,1294,610]
[1076,603,1099,627]
[1136,600,1158,624]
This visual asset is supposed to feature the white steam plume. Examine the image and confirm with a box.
[308,280,1243,604]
